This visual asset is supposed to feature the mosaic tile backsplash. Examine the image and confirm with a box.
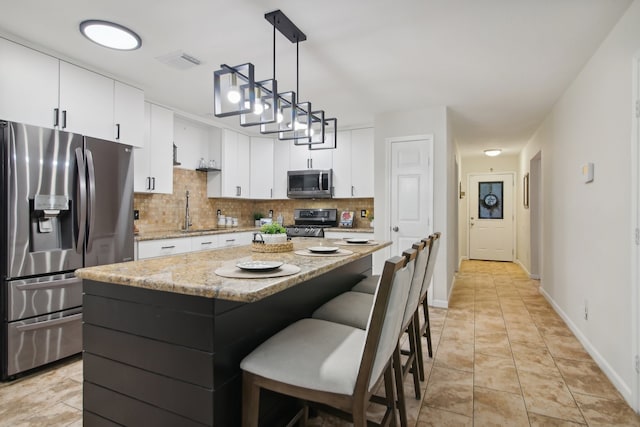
[134,169,374,233]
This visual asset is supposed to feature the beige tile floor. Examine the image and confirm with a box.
[1,260,640,426]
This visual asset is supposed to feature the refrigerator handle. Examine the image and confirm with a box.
[85,148,97,253]
[75,147,87,254]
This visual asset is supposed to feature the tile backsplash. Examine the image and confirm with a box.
[134,169,374,233]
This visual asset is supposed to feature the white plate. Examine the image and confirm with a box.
[308,246,339,253]
[346,238,369,244]
[236,261,284,272]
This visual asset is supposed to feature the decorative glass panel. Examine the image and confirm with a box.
[478,181,503,219]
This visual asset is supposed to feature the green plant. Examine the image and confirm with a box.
[260,223,286,234]
[253,212,264,221]
[367,211,374,220]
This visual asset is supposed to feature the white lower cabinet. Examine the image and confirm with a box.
[190,235,219,252]
[219,232,253,247]
[137,238,192,260]
[137,232,255,259]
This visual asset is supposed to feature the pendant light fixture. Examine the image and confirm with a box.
[213,10,336,149]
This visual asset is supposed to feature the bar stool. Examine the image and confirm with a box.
[419,232,441,359]
[312,243,429,427]
[240,255,413,427]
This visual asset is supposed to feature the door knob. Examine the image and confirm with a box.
[392,226,399,232]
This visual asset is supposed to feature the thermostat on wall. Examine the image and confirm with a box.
[582,162,594,183]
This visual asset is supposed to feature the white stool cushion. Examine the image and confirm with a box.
[312,291,375,330]
[241,318,366,395]
[351,275,379,294]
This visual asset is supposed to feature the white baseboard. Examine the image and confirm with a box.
[515,259,530,277]
[529,274,540,280]
[431,299,448,309]
[458,256,468,269]
[539,287,633,407]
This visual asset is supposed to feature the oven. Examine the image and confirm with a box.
[285,208,338,238]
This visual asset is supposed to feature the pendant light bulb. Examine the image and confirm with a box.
[253,100,264,115]
[227,74,241,104]
[276,110,284,123]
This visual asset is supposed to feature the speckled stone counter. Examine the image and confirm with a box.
[77,238,388,302]
[133,226,373,242]
[134,226,259,241]
[81,238,389,426]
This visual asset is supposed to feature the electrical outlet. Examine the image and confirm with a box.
[133,210,139,220]
[360,209,367,218]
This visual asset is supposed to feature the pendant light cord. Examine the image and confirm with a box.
[272,23,276,81]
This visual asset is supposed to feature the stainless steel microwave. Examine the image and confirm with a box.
[287,169,333,199]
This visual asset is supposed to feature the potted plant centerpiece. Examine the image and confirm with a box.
[259,223,288,244]
[252,223,292,253]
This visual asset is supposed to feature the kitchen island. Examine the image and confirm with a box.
[76,237,390,427]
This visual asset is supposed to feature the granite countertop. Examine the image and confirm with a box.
[76,238,390,303]
[134,227,373,241]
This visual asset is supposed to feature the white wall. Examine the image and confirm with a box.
[458,154,519,262]
[374,106,457,307]
[518,0,640,405]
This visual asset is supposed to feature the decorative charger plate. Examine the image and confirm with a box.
[236,261,284,272]
[346,238,369,244]
[307,246,339,253]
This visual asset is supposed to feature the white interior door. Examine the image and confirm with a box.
[468,173,514,261]
[389,137,433,256]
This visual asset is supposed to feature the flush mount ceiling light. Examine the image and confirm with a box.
[213,10,336,149]
[79,20,142,50]
[484,149,502,157]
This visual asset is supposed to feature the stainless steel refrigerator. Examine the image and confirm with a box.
[0,120,134,379]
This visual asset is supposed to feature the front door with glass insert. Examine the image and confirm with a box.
[469,173,514,261]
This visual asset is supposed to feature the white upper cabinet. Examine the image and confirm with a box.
[250,137,274,199]
[59,61,115,140]
[331,128,374,198]
[289,143,333,170]
[134,102,173,194]
[350,128,374,197]
[0,37,59,128]
[114,82,144,148]
[331,131,353,198]
[272,140,289,199]
[0,38,144,144]
[214,129,251,198]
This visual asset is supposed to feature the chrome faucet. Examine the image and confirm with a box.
[184,190,192,231]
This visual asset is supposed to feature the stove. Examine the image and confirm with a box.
[286,208,338,238]
[285,225,328,238]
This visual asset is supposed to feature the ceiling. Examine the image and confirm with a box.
[0,0,632,156]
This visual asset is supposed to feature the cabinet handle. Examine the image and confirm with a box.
[115,123,121,140]
[161,245,176,249]
[201,241,213,245]
[351,185,355,197]
[226,239,236,242]
[146,177,151,190]
[236,186,241,197]
[62,110,67,129]
[53,108,59,127]
[270,188,273,198]
[152,177,156,190]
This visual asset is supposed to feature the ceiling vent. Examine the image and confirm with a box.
[156,50,202,70]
